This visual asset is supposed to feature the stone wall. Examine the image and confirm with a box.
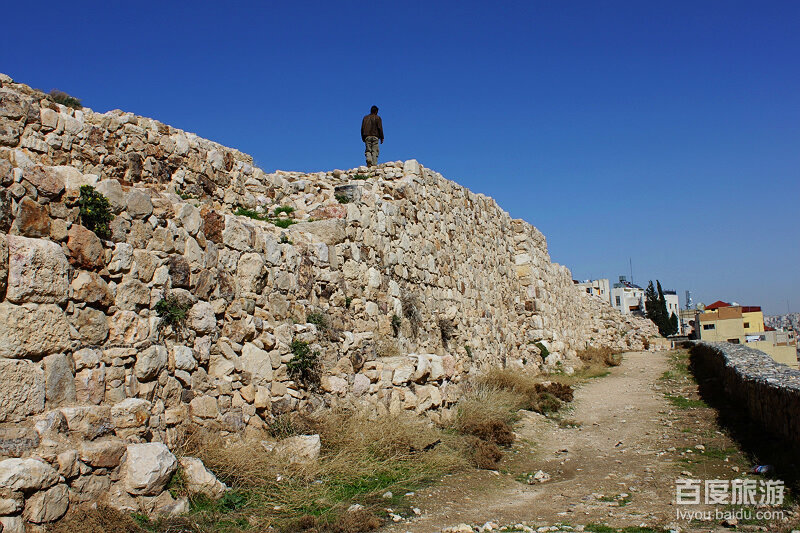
[0,73,658,529]
[690,341,800,446]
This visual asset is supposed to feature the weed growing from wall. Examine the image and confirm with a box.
[78,185,114,239]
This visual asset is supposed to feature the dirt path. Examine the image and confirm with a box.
[381,350,734,532]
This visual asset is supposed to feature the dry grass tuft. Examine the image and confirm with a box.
[476,368,573,414]
[577,346,624,367]
[176,409,465,530]
[46,504,145,533]
[466,437,503,470]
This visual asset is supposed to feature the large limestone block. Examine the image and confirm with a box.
[43,353,76,407]
[236,253,265,294]
[67,224,105,268]
[0,303,70,359]
[291,219,346,245]
[71,270,113,306]
[178,457,227,499]
[80,438,126,468]
[5,235,69,304]
[0,458,59,491]
[134,345,167,381]
[124,442,177,495]
[126,189,153,219]
[264,434,320,465]
[12,197,50,237]
[23,166,65,198]
[241,342,273,385]
[23,482,69,523]
[95,179,125,213]
[0,359,45,423]
[111,398,151,432]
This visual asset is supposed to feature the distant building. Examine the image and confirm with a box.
[573,279,610,301]
[696,301,797,369]
[611,277,646,317]
[663,290,682,334]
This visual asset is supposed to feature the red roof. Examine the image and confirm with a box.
[765,325,776,331]
[705,300,731,310]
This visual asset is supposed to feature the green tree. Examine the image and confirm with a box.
[645,281,661,325]
[669,312,679,336]
[655,281,672,337]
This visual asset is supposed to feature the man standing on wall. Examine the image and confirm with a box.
[361,105,383,167]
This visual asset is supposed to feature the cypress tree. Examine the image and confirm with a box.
[645,281,659,323]
[656,281,671,336]
[669,312,679,336]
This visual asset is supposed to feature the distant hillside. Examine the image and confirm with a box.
[765,313,800,331]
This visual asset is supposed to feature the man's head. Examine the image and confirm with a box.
[370,105,379,114]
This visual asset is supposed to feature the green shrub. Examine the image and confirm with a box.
[287,340,320,387]
[234,206,263,220]
[48,89,82,109]
[306,312,327,331]
[351,174,369,180]
[335,194,350,204]
[154,295,190,337]
[391,314,402,336]
[534,341,550,358]
[78,185,114,239]
[235,206,297,229]
[273,205,295,216]
[272,218,296,229]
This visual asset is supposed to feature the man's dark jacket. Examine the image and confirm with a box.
[361,113,384,142]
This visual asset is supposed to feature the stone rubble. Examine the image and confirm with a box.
[0,73,660,528]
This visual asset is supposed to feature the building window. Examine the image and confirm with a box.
[615,296,621,306]
[727,338,740,344]
[743,322,749,328]
[703,324,715,330]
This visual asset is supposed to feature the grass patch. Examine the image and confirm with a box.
[154,294,190,339]
[351,174,369,180]
[665,393,707,409]
[235,206,298,229]
[287,340,320,388]
[476,368,573,413]
[335,194,350,204]
[49,88,83,109]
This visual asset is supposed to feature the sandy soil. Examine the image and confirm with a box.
[380,350,795,532]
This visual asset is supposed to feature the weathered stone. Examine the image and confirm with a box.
[67,224,105,268]
[23,166,65,198]
[241,343,273,386]
[115,278,150,310]
[178,457,227,499]
[176,203,201,235]
[0,515,25,533]
[57,449,80,478]
[0,490,23,515]
[236,252,266,294]
[95,179,125,213]
[12,196,50,237]
[69,474,111,503]
[71,306,109,345]
[352,373,370,396]
[124,442,177,496]
[264,434,321,465]
[5,235,69,304]
[111,398,151,432]
[0,359,45,422]
[201,208,224,244]
[75,366,106,405]
[80,438,126,468]
[134,345,168,381]
[73,348,101,370]
[222,216,254,251]
[172,345,196,371]
[308,204,347,220]
[0,458,59,491]
[0,303,69,359]
[62,406,114,440]
[126,188,153,219]
[33,410,68,436]
[291,218,346,245]
[168,255,191,288]
[43,353,76,407]
[189,395,219,419]
[70,270,113,306]
[0,428,40,457]
[321,375,348,394]
[0,234,6,298]
[0,190,11,233]
[107,310,149,345]
[24,482,69,523]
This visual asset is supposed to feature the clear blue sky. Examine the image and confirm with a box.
[2,1,798,315]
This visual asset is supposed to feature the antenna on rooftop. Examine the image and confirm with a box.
[629,258,633,284]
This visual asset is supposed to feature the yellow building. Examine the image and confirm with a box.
[697,301,797,369]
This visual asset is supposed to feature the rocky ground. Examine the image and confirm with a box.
[376,350,800,533]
